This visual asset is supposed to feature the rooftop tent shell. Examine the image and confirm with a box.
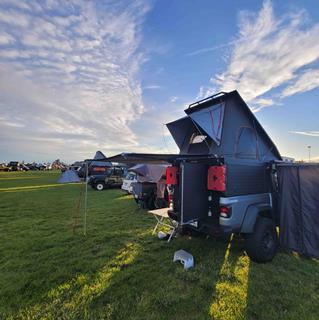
[90,150,112,167]
[167,91,281,161]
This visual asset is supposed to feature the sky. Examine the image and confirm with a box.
[0,0,318,163]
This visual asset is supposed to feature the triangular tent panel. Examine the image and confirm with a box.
[94,151,107,160]
[90,150,112,167]
[189,102,225,145]
[58,169,81,183]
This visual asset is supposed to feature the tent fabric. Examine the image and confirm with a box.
[166,116,197,150]
[188,102,225,146]
[128,164,167,183]
[184,91,281,160]
[91,150,112,167]
[58,169,81,183]
[94,151,107,160]
[277,164,319,258]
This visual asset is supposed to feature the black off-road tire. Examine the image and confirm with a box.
[244,217,278,263]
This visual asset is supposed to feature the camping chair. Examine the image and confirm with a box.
[148,208,178,242]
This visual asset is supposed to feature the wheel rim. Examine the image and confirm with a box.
[262,231,274,251]
[96,184,103,191]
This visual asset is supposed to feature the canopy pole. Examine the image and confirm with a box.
[84,161,88,236]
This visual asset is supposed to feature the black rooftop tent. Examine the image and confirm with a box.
[167,91,281,161]
[90,150,112,167]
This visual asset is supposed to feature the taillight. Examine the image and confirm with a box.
[207,165,226,191]
[220,206,232,218]
[166,166,178,185]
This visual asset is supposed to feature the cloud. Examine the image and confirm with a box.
[0,31,15,45]
[170,96,178,102]
[281,69,319,97]
[289,131,319,137]
[0,10,30,27]
[0,0,152,162]
[203,1,319,109]
[143,85,162,90]
[250,97,280,112]
[185,41,234,57]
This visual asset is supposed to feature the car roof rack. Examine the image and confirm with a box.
[188,91,228,109]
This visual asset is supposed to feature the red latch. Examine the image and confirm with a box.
[207,166,226,191]
[166,166,178,185]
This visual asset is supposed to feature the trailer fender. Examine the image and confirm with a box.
[241,204,272,233]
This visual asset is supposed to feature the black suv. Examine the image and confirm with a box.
[88,166,127,191]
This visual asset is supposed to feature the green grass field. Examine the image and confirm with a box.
[0,171,318,320]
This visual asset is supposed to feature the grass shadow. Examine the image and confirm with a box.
[206,235,249,320]
[83,233,233,320]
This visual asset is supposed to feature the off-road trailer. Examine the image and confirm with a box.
[104,91,283,263]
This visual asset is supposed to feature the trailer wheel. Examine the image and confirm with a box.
[95,183,105,191]
[244,217,278,263]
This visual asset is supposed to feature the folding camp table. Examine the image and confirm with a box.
[148,207,178,242]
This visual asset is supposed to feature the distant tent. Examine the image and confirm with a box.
[90,150,112,167]
[58,169,81,183]
[94,150,107,160]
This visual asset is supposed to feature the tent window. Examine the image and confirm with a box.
[235,127,258,159]
[190,133,207,144]
[188,102,224,146]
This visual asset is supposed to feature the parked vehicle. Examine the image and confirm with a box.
[20,164,30,171]
[78,151,113,178]
[88,166,126,191]
[26,163,45,171]
[8,161,20,171]
[0,163,10,171]
[121,171,137,193]
[104,91,283,263]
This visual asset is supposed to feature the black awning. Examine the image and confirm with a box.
[96,153,222,164]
